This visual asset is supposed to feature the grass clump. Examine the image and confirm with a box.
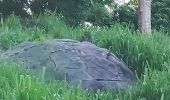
[93,25,170,76]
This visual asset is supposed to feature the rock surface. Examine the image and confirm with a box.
[1,39,136,91]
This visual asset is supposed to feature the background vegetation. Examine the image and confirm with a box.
[1,0,170,32]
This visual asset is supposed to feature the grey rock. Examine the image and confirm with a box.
[0,39,136,91]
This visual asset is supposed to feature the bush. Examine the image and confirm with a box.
[152,0,170,33]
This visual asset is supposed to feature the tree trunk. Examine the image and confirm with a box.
[138,0,152,33]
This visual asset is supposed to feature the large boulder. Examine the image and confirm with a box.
[0,39,136,91]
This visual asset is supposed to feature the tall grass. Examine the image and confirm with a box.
[0,13,170,99]
[0,61,85,100]
[0,61,170,99]
[93,25,170,76]
[2,13,169,76]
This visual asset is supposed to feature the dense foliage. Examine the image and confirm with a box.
[0,0,113,27]
[0,0,29,17]
[152,0,170,32]
[112,0,170,33]
[0,0,169,32]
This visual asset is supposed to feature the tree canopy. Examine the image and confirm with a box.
[0,0,169,32]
